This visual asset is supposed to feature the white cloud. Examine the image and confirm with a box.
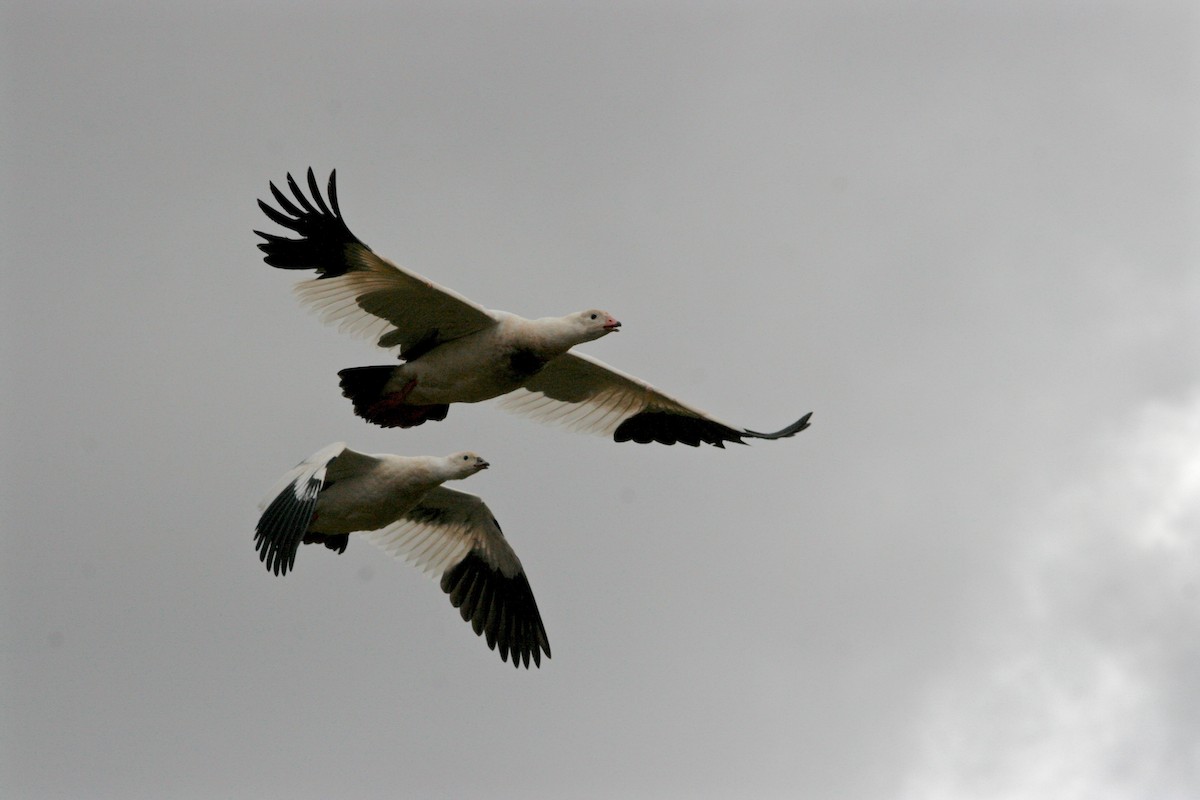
[903,392,1200,800]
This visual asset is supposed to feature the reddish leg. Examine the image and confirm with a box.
[394,379,418,402]
[366,379,441,428]
[367,380,417,414]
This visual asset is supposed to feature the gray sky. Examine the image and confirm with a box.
[3,3,1199,798]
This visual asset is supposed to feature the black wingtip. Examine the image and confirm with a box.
[743,410,813,440]
[254,472,323,577]
[440,551,551,669]
[254,168,365,276]
[327,169,341,216]
[613,409,813,447]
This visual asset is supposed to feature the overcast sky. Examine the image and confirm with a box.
[3,3,1199,798]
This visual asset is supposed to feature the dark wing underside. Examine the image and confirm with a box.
[613,409,813,447]
[441,548,551,669]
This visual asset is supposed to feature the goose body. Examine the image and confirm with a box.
[255,443,549,668]
[255,169,812,447]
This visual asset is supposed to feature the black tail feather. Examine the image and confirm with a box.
[338,365,396,416]
[338,366,450,428]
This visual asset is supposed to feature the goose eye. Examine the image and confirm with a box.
[590,313,597,320]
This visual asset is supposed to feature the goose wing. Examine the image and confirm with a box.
[362,487,550,669]
[255,168,497,360]
[255,443,381,575]
[498,351,812,448]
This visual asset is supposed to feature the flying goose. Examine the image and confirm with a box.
[255,442,549,668]
[255,169,812,447]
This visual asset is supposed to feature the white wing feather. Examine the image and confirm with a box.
[496,351,745,436]
[361,487,522,579]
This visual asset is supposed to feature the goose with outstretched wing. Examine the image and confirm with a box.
[255,442,550,669]
[255,169,812,447]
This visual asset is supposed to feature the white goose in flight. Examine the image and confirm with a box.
[255,169,812,447]
[255,442,549,669]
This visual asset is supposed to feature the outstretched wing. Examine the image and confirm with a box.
[254,443,380,576]
[362,487,551,669]
[254,168,497,360]
[498,352,812,448]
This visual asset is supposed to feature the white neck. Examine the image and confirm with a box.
[527,314,598,353]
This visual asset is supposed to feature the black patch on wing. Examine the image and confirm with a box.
[507,348,548,380]
[440,550,551,669]
[254,168,366,277]
[254,472,323,576]
[613,410,813,448]
[302,533,349,554]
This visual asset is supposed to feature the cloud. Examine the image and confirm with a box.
[902,392,1200,800]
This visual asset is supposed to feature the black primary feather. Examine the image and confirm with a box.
[254,168,366,277]
[613,410,813,448]
[254,471,324,576]
[440,550,551,669]
[301,533,349,554]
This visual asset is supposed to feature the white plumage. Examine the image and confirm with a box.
[255,168,812,447]
[255,443,549,669]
